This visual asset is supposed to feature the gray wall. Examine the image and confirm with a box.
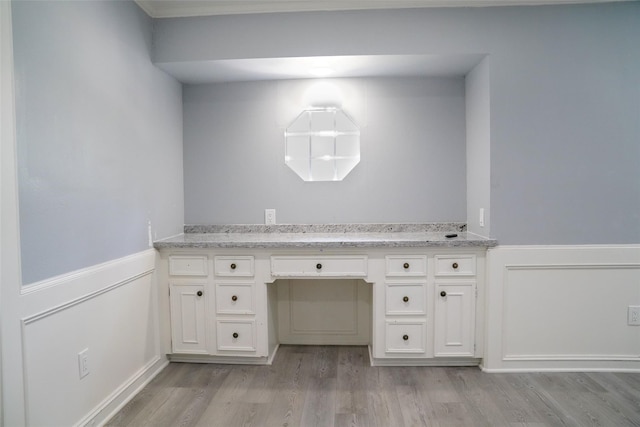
[156,3,640,245]
[12,1,184,284]
[183,77,467,224]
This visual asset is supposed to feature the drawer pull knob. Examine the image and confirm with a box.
[440,291,447,297]
[452,262,459,269]
[232,332,239,339]
[230,263,237,270]
[231,295,238,301]
[403,296,409,302]
[402,334,409,341]
[197,290,203,297]
[403,262,410,269]
[316,263,322,270]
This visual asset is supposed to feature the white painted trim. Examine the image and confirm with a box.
[481,367,640,373]
[503,354,640,361]
[22,271,154,325]
[21,249,156,295]
[485,244,640,373]
[504,263,639,271]
[1,1,24,424]
[8,249,160,425]
[20,268,157,425]
[168,354,272,365]
[490,244,640,251]
[134,0,631,18]
[500,261,640,363]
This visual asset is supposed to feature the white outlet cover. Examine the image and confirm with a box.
[265,209,276,225]
[628,306,640,326]
[78,348,89,378]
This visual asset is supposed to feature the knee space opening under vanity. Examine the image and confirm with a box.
[274,279,372,346]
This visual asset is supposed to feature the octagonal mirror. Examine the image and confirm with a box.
[285,108,360,181]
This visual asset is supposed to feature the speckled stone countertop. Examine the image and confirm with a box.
[154,223,497,249]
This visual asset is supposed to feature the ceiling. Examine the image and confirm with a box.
[135,0,627,18]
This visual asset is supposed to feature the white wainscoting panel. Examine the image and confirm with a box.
[277,279,371,345]
[19,250,167,426]
[484,245,640,372]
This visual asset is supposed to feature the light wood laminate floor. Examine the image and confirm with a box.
[107,345,640,427]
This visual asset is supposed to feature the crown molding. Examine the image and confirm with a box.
[134,0,628,18]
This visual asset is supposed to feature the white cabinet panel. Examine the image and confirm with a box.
[169,255,208,276]
[434,282,475,357]
[169,284,207,354]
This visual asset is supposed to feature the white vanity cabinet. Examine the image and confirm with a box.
[160,244,489,366]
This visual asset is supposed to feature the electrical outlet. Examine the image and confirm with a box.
[78,348,90,379]
[265,209,276,225]
[629,306,640,326]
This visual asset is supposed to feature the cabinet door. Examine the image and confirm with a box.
[169,284,207,354]
[434,282,475,357]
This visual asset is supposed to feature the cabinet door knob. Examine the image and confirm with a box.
[316,263,322,270]
[197,290,203,297]
[403,262,410,269]
[452,262,459,269]
[231,295,238,301]
[232,332,239,339]
[402,334,409,341]
[403,296,409,302]
[230,263,237,270]
[440,291,447,297]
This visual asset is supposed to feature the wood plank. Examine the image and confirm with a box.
[335,346,368,415]
[300,376,337,427]
[260,345,315,427]
[364,366,406,427]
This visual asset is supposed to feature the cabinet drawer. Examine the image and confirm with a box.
[385,255,427,277]
[214,256,254,277]
[434,255,476,276]
[385,282,426,315]
[385,320,427,354]
[169,255,208,276]
[271,255,367,277]
[216,320,256,352]
[215,282,255,314]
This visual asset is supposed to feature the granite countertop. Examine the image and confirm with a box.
[153,223,497,249]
